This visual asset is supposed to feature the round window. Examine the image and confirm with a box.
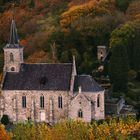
[11,67,15,71]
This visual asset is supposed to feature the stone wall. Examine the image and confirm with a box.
[0,90,105,123]
[1,90,69,123]
[69,93,92,122]
[85,91,105,120]
[3,47,23,72]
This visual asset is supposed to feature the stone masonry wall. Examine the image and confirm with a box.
[1,90,69,123]
[4,48,23,72]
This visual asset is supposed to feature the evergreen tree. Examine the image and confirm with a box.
[110,39,129,93]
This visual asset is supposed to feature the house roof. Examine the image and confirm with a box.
[2,63,72,91]
[74,75,104,92]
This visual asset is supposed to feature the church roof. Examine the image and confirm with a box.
[74,75,104,92]
[2,63,72,90]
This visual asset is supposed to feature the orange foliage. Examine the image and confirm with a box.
[26,51,49,63]
[20,39,28,47]
[0,124,11,140]
[126,0,140,21]
[60,0,116,31]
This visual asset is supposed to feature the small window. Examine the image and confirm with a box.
[11,67,15,71]
[22,96,26,108]
[97,95,100,107]
[10,53,14,62]
[78,109,83,118]
[40,96,44,109]
[58,96,62,108]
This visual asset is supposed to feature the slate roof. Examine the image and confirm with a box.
[4,19,22,48]
[2,63,72,90]
[74,75,104,92]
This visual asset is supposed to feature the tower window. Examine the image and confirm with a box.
[40,96,44,109]
[78,109,83,118]
[97,95,100,107]
[22,96,26,108]
[11,67,15,71]
[10,53,14,62]
[58,96,62,108]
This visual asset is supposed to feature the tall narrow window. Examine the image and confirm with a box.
[40,96,44,109]
[78,109,83,118]
[22,96,26,108]
[97,94,100,107]
[10,53,14,62]
[58,96,62,108]
[13,98,16,109]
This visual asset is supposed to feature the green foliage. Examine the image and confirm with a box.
[10,118,140,140]
[116,0,132,12]
[109,21,140,92]
[12,122,50,140]
[110,39,129,92]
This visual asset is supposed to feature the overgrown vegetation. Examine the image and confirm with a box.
[1,117,140,140]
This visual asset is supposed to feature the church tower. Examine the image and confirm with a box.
[3,19,24,72]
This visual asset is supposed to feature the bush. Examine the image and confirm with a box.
[1,115,10,125]
[11,118,140,140]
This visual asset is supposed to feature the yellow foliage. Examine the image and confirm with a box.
[11,117,140,140]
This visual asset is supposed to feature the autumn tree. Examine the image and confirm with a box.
[0,124,11,140]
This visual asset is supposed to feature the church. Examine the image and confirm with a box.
[0,18,104,124]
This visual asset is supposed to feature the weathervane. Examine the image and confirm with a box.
[12,0,15,20]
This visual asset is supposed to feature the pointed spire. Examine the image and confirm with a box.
[9,19,19,45]
[6,1,21,48]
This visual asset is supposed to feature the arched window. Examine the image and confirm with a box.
[22,96,26,108]
[10,53,14,62]
[58,96,62,108]
[78,109,83,118]
[40,96,44,109]
[97,94,100,107]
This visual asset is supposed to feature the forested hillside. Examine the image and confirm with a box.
[0,0,140,99]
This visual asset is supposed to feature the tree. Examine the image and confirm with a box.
[115,0,132,12]
[0,124,11,140]
[110,39,129,92]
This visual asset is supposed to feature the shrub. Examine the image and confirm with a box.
[11,118,140,140]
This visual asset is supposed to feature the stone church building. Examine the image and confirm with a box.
[0,19,104,124]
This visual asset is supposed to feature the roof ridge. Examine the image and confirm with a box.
[23,63,72,65]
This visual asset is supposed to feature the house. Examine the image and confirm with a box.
[0,18,104,124]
